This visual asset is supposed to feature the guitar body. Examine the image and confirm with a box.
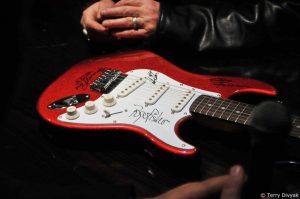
[37,50,276,155]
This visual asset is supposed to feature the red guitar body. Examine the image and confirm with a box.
[37,50,276,155]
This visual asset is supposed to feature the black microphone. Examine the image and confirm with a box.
[244,101,291,199]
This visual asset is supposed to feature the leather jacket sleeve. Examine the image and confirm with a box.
[156,0,300,52]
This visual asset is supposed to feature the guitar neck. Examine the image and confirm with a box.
[190,95,300,139]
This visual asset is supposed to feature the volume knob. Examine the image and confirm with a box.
[84,101,98,114]
[102,94,117,107]
[65,106,80,120]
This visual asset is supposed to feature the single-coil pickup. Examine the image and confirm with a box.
[117,77,146,98]
[171,90,195,113]
[145,84,170,105]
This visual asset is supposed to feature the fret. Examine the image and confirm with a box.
[204,98,219,115]
[190,95,300,140]
[235,103,248,122]
[208,98,228,116]
[227,103,248,123]
[236,112,251,124]
[243,104,251,125]
[219,101,233,119]
[212,99,225,117]
[190,95,255,125]
[218,100,232,119]
[212,100,229,118]
[198,97,214,114]
[226,102,240,121]
[192,95,209,113]
[218,101,239,120]
[235,103,254,124]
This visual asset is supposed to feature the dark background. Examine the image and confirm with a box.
[1,0,300,198]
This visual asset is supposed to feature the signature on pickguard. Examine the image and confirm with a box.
[147,71,158,84]
[129,104,170,125]
[75,67,108,90]
[210,78,251,88]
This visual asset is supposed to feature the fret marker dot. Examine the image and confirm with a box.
[236,111,240,114]
[221,107,225,109]
[208,104,212,106]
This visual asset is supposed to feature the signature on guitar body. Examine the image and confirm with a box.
[37,50,300,155]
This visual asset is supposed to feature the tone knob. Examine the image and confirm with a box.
[102,94,117,107]
[84,101,98,114]
[65,106,80,120]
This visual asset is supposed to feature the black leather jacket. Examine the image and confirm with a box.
[156,0,300,52]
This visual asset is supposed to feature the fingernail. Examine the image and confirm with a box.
[230,165,242,176]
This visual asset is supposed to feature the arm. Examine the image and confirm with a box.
[157,0,300,51]
[149,165,246,199]
[156,0,300,51]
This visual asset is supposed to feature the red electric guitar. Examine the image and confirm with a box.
[37,50,300,155]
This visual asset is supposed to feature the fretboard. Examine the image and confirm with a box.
[190,95,300,139]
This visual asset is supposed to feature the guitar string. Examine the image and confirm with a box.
[92,73,215,96]
[190,99,300,137]
[97,76,259,119]
[112,86,202,109]
[193,96,300,123]
[97,78,299,127]
[93,79,257,122]
[191,96,300,135]
[92,73,300,135]
[93,72,293,122]
[192,96,300,127]
[108,81,256,120]
[93,74,219,107]
[91,74,242,115]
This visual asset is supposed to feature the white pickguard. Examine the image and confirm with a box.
[58,69,220,151]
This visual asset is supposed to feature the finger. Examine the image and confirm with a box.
[111,29,148,38]
[84,18,107,32]
[221,165,247,199]
[82,8,107,32]
[101,6,140,18]
[96,9,101,20]
[103,17,142,29]
[115,0,142,7]
[96,0,115,20]
[156,175,229,199]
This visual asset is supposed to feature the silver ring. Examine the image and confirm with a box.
[132,17,138,30]
[82,28,90,41]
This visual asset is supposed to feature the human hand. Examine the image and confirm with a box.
[80,0,115,40]
[101,0,160,39]
[149,165,247,199]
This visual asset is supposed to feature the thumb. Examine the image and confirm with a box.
[220,165,247,199]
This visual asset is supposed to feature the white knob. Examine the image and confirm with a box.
[65,106,80,120]
[102,94,116,107]
[84,101,98,114]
